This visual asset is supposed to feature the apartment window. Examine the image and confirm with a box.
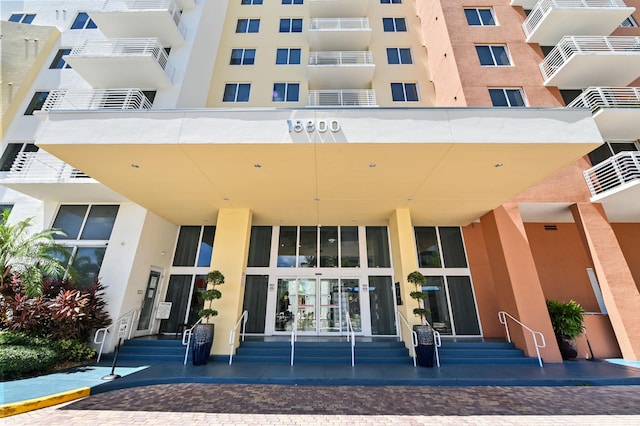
[282,0,303,4]
[236,18,260,33]
[9,13,36,23]
[173,226,216,267]
[489,88,526,107]
[0,142,38,172]
[276,48,301,64]
[223,83,251,102]
[391,83,419,102]
[383,17,407,32]
[464,8,496,26]
[387,48,412,64]
[70,12,97,29]
[52,204,119,288]
[50,49,72,69]
[24,92,49,115]
[273,83,300,102]
[620,16,638,27]
[381,0,402,3]
[476,45,510,66]
[230,48,256,65]
[588,141,640,166]
[241,0,263,4]
[280,18,303,32]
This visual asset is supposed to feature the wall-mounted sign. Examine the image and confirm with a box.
[287,119,341,133]
[156,302,172,320]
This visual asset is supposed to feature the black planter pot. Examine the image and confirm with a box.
[192,323,215,366]
[413,324,435,368]
[556,334,578,360]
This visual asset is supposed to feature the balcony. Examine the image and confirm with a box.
[1,151,124,202]
[41,89,153,111]
[309,18,372,50]
[584,152,640,209]
[307,89,377,107]
[308,51,374,89]
[568,87,640,139]
[523,0,635,45]
[309,0,368,18]
[539,36,640,89]
[89,0,186,47]
[64,38,173,89]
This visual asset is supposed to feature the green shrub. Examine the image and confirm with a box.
[0,345,58,380]
[54,338,97,362]
[0,330,50,347]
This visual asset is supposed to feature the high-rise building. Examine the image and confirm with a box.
[1,0,639,364]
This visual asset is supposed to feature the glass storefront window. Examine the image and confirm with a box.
[299,226,317,267]
[196,226,216,267]
[173,226,200,266]
[368,276,396,335]
[80,205,119,240]
[72,247,106,288]
[320,226,339,267]
[440,227,467,268]
[340,226,359,267]
[423,276,451,334]
[366,227,391,268]
[277,226,297,267]
[447,276,480,335]
[52,205,88,239]
[415,227,441,268]
[247,226,272,267]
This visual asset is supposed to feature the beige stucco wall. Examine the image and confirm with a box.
[1,21,59,137]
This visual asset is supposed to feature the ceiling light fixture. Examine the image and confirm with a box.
[131,164,140,168]
[254,163,262,168]
[494,163,504,168]
[369,163,376,168]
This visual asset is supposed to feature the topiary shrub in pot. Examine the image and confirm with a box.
[192,270,224,366]
[546,299,585,360]
[407,270,435,367]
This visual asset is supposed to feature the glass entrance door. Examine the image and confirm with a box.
[275,277,361,335]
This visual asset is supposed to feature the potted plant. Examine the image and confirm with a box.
[546,299,585,360]
[407,270,435,367]
[192,270,224,365]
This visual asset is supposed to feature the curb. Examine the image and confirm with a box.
[1,387,90,418]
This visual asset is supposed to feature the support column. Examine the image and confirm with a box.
[570,203,640,361]
[388,209,420,350]
[209,208,252,355]
[480,204,562,362]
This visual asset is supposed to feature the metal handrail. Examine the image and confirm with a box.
[397,311,418,367]
[539,36,640,81]
[290,312,298,366]
[307,89,377,107]
[309,51,374,66]
[498,311,546,367]
[523,0,631,38]
[228,310,248,365]
[181,317,203,365]
[583,151,640,197]
[42,89,153,111]
[433,328,441,368]
[567,87,640,112]
[345,311,355,366]
[7,151,90,180]
[310,17,370,31]
[94,309,139,363]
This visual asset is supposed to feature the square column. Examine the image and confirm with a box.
[209,208,252,355]
[388,209,421,349]
[571,203,640,361]
[480,204,562,363]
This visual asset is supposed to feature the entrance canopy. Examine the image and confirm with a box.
[35,108,602,226]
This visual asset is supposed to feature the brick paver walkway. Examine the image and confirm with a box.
[6,384,640,425]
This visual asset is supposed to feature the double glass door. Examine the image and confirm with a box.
[275,277,361,335]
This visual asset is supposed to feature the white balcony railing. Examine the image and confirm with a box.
[567,87,640,112]
[309,51,373,66]
[310,17,370,31]
[7,152,90,180]
[42,89,153,111]
[68,38,169,70]
[539,36,640,81]
[99,0,187,40]
[307,89,377,107]
[524,0,632,39]
[584,151,640,196]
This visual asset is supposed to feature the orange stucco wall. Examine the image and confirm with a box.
[612,224,640,294]
[417,0,563,107]
[512,157,594,203]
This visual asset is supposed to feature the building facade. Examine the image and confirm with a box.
[1,0,639,363]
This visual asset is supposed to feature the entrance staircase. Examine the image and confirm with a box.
[101,336,541,366]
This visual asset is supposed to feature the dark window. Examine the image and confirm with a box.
[280,18,303,32]
[70,12,97,30]
[247,226,272,267]
[9,13,36,24]
[386,48,412,64]
[391,83,418,102]
[230,48,256,65]
[276,48,301,64]
[80,205,120,240]
[464,8,495,26]
[0,143,38,172]
[366,227,391,268]
[223,83,251,102]
[489,88,526,107]
[272,83,300,102]
[50,49,72,69]
[382,17,406,32]
[241,0,263,4]
[236,18,260,33]
[24,92,49,115]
